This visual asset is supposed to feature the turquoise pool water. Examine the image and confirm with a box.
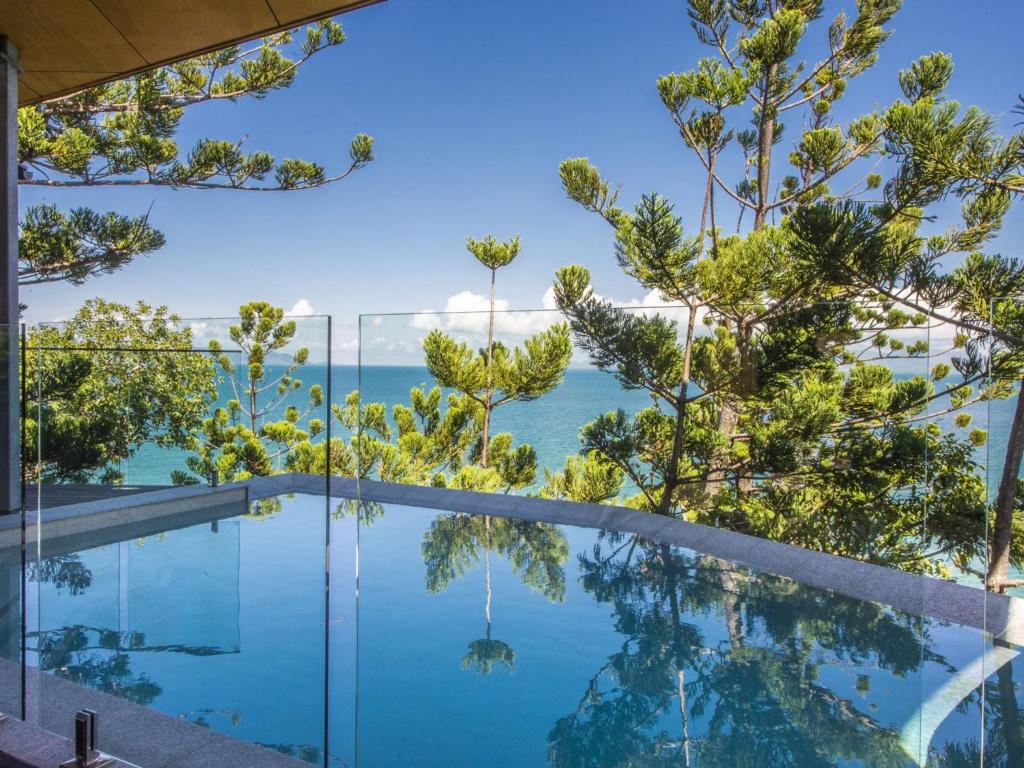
[17,493,1024,767]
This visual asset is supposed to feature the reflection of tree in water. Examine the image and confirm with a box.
[331,498,386,526]
[422,513,568,674]
[35,626,161,705]
[548,532,942,768]
[30,554,92,595]
[260,742,325,765]
[931,657,1024,767]
[35,625,232,707]
[181,706,241,729]
[245,496,388,526]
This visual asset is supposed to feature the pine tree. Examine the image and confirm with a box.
[185,302,323,483]
[786,54,1024,590]
[419,235,573,491]
[16,20,374,294]
[291,236,573,495]
[545,0,1012,578]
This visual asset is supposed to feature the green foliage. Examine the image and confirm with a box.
[405,320,571,492]
[25,300,216,483]
[16,21,374,295]
[467,235,521,271]
[539,452,625,505]
[19,204,165,286]
[185,302,323,483]
[424,327,573,406]
[546,0,1024,580]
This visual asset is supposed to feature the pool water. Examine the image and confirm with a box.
[20,494,1023,767]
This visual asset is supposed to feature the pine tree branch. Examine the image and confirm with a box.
[672,115,757,211]
[767,133,883,212]
[37,40,327,116]
[20,159,365,191]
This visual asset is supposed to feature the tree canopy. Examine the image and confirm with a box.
[17,20,374,293]
[542,0,1024,584]
[26,299,216,483]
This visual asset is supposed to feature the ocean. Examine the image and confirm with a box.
[119,364,1019,498]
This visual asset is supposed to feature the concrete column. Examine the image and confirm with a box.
[0,39,18,515]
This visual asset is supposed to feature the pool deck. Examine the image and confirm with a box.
[0,658,314,768]
[1,472,1022,767]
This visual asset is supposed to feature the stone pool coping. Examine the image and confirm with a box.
[1,471,1022,766]
[2,472,1020,642]
[306,474,1024,644]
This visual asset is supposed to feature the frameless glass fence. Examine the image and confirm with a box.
[355,302,946,528]
[4,296,1018,767]
[28,313,333,501]
[22,312,342,766]
[0,323,23,721]
[979,296,1024,765]
[353,301,1008,766]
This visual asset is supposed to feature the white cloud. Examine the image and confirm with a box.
[188,321,209,342]
[288,299,315,316]
[337,336,359,352]
[408,284,695,339]
[409,289,563,336]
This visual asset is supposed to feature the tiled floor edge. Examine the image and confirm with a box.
[0,714,136,768]
[0,657,311,768]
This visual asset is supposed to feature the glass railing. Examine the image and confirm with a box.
[28,313,333,498]
[355,303,950,542]
[353,302,1015,764]
[979,296,1024,765]
[0,323,23,722]
[21,312,339,764]
[1,300,1019,767]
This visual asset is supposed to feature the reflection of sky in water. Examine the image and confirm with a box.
[13,493,1022,767]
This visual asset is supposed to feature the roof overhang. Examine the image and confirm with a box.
[1,0,383,106]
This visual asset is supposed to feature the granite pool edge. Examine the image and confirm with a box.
[305,474,1023,645]
[5,474,1020,643]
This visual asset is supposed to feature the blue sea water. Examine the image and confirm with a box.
[120,363,1019,499]
[119,365,653,487]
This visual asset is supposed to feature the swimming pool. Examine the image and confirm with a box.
[13,490,1021,767]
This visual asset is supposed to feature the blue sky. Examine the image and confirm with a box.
[20,0,1024,360]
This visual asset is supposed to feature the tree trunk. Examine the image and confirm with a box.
[997,659,1024,765]
[988,375,1024,592]
[753,66,778,231]
[704,404,739,501]
[699,152,714,237]
[735,319,755,493]
[658,302,697,517]
[249,378,257,433]
[484,515,492,635]
[481,268,496,467]
[704,319,753,500]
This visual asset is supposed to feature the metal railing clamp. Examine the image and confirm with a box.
[59,710,118,768]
